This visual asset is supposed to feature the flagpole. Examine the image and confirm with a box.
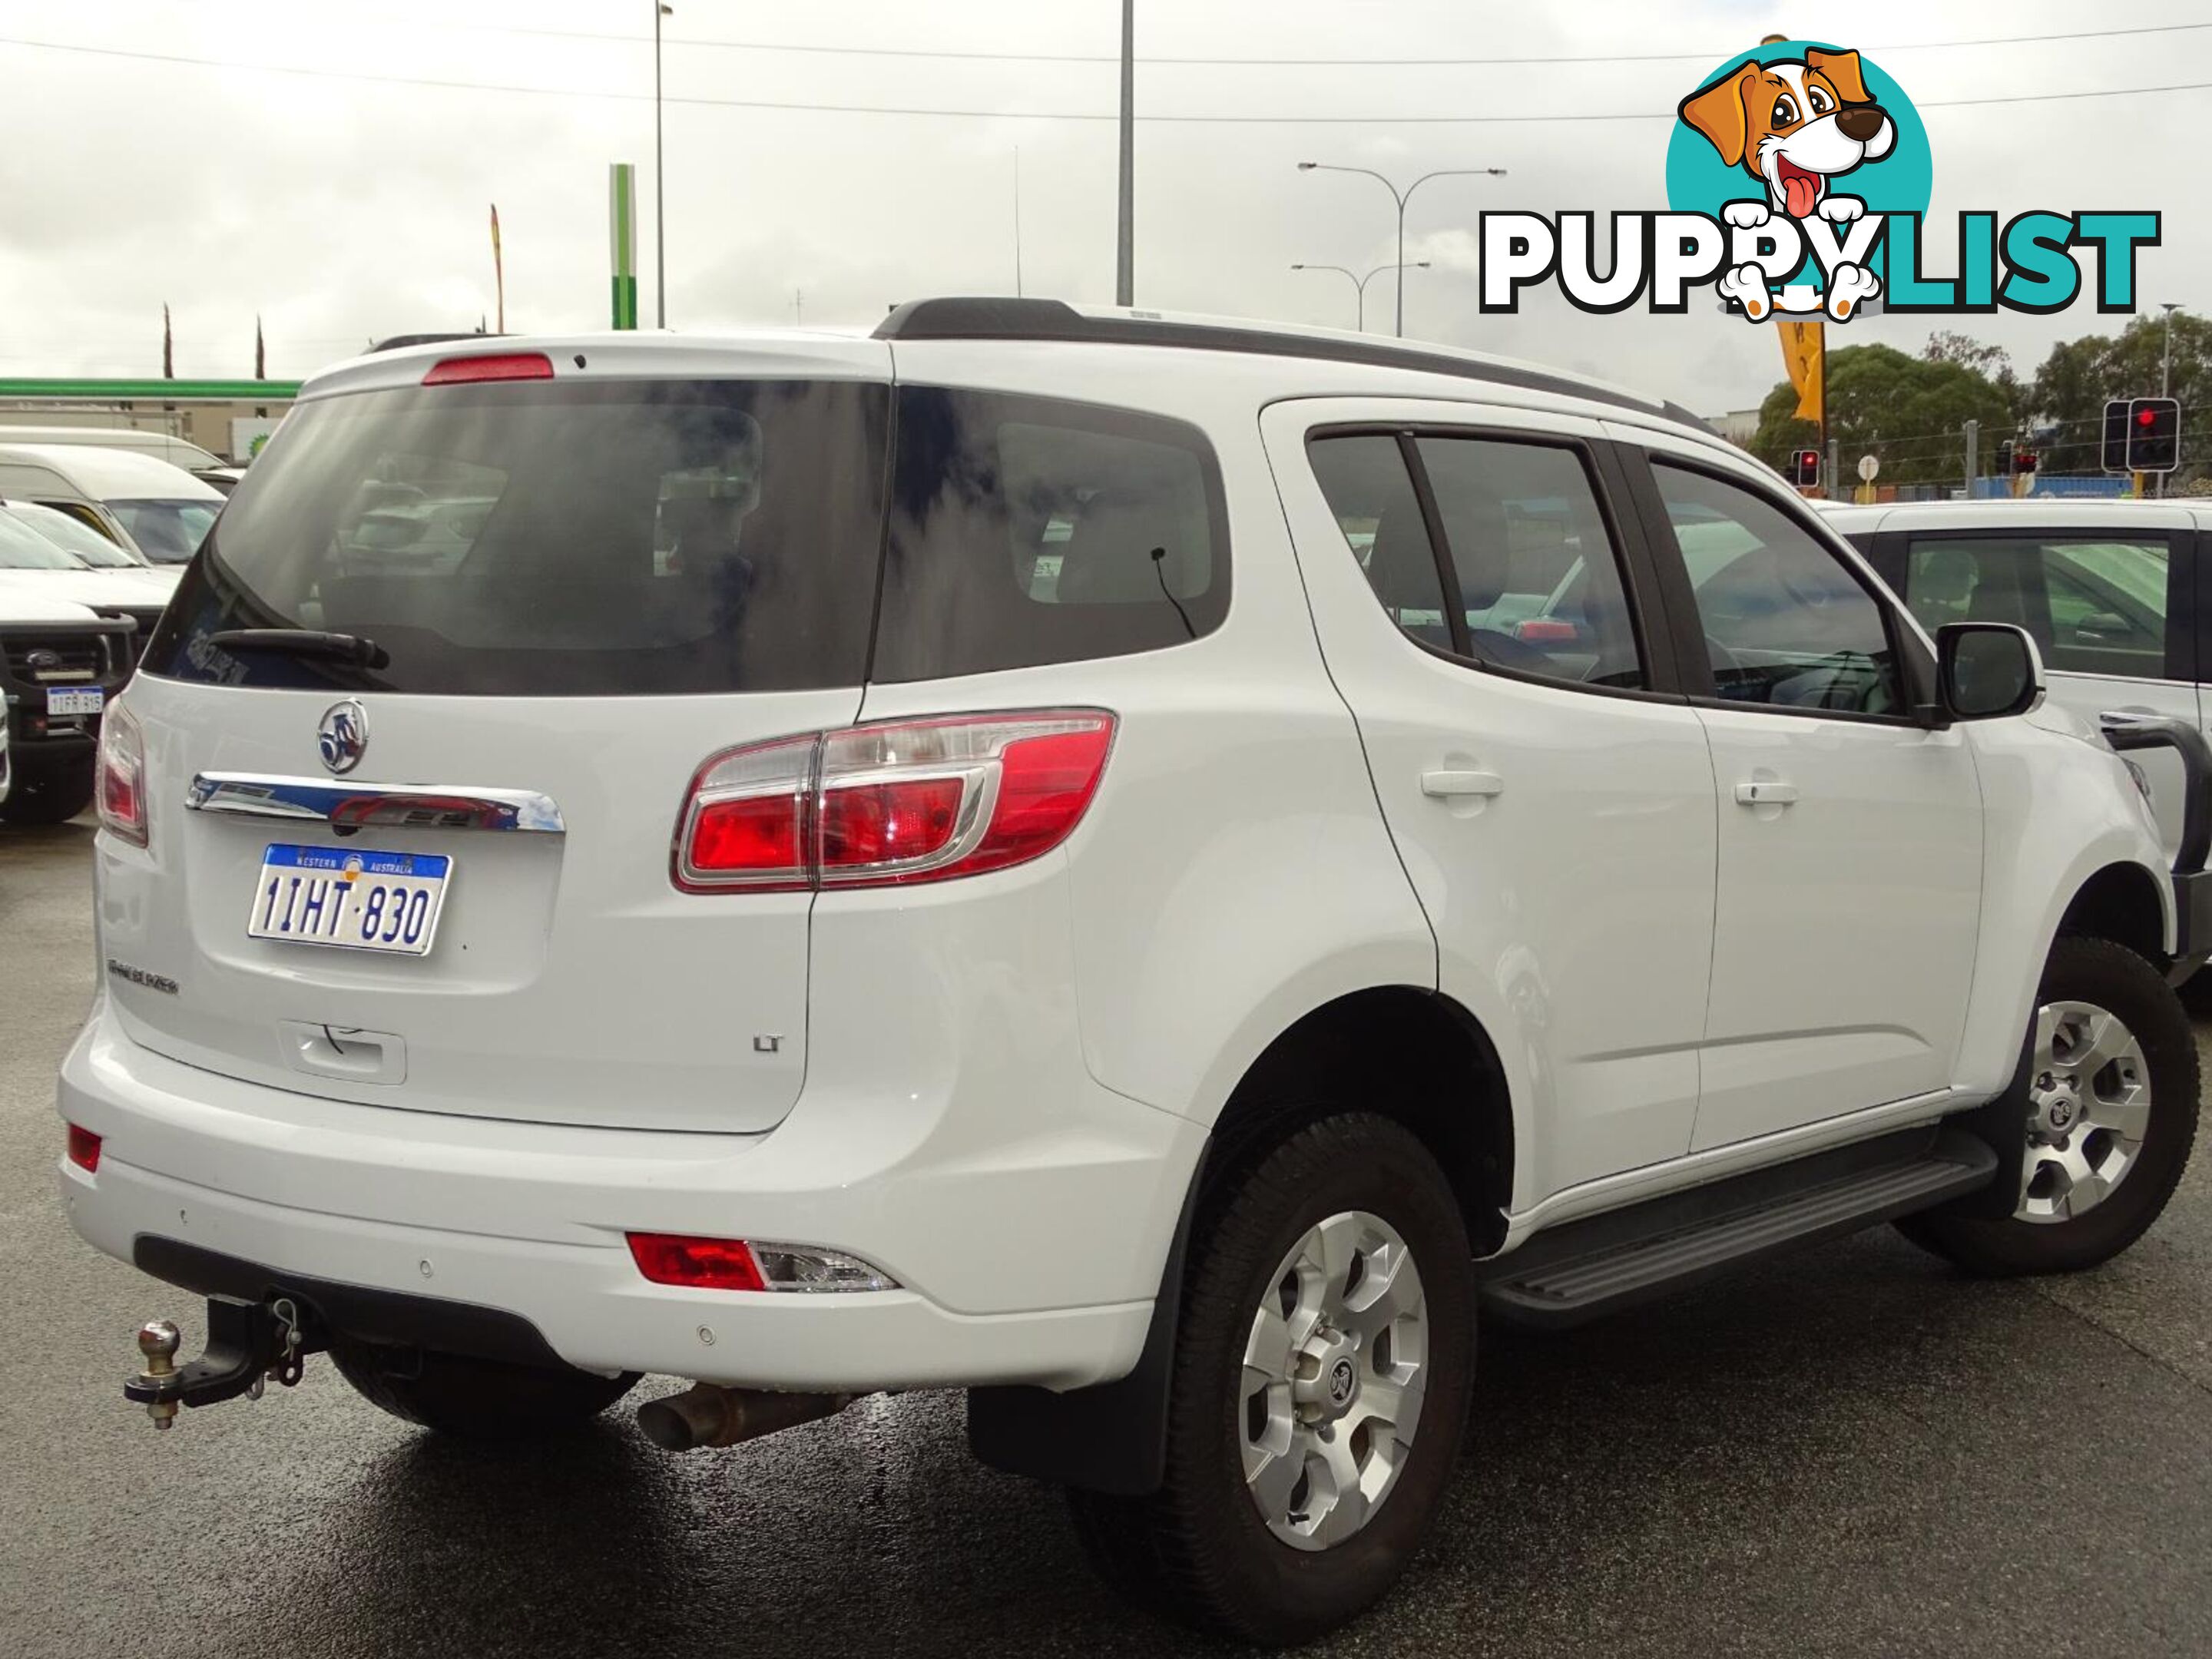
[491,204,506,333]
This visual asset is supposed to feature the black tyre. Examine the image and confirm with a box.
[0,755,94,825]
[1068,1114,1475,1644]
[1902,935,2199,1276]
[329,1339,639,1439]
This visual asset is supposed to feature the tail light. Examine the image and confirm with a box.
[676,710,1114,892]
[1514,618,1578,643]
[95,702,147,846]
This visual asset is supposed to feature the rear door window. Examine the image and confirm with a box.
[144,379,889,695]
[871,387,1228,682]
[1902,535,2181,680]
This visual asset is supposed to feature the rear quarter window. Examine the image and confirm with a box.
[870,387,1229,682]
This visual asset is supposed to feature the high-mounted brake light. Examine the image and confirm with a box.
[422,352,555,386]
[675,710,1115,892]
[95,702,147,848]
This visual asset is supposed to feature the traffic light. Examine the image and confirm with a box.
[2103,399,2131,472]
[2012,446,2038,475]
[1786,449,1820,487]
[1995,438,2015,475]
[2128,397,2181,473]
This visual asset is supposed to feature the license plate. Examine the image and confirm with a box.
[47,687,104,717]
[247,844,453,956]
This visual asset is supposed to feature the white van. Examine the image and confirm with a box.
[0,425,227,474]
[0,444,224,565]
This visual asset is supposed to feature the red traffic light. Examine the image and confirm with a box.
[2138,407,2157,426]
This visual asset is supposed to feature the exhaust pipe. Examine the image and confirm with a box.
[637,1383,854,1452]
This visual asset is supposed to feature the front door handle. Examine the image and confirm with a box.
[1422,770,1505,800]
[1734,780,1800,806]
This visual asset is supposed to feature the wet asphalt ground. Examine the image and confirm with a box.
[4,816,2210,1658]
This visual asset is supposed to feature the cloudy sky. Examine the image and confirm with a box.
[1,0,2204,416]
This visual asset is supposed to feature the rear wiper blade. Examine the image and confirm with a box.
[206,628,391,669]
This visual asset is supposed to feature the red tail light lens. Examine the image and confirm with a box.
[676,711,1114,892]
[95,702,147,847]
[422,352,555,386]
[1514,618,1578,644]
[626,1233,767,1291]
[66,1124,101,1173]
[820,777,965,869]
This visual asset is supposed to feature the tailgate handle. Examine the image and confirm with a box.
[280,1022,407,1086]
[189,773,565,833]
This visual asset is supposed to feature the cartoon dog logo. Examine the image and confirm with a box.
[1678,48,1896,320]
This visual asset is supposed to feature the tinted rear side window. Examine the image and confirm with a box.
[144,379,888,695]
[871,387,1228,682]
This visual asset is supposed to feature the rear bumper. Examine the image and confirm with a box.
[58,1003,1201,1392]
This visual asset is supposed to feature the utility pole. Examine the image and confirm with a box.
[1115,0,1134,306]
[1963,418,1979,499]
[654,2,673,327]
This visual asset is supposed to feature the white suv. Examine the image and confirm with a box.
[59,303,2204,1644]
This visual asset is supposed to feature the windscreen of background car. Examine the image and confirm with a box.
[0,509,89,569]
[5,501,147,567]
[871,386,1229,681]
[141,379,889,695]
[107,498,219,563]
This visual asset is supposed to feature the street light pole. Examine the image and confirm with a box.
[1115,0,1134,306]
[1292,260,1433,332]
[654,2,671,328]
[1297,162,1505,337]
[1290,264,1359,329]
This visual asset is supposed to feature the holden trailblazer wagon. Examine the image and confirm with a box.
[61,300,2205,1643]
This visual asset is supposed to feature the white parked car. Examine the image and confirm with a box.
[1827,498,2210,859]
[59,307,2204,1643]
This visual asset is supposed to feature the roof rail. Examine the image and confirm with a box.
[874,297,1704,428]
[367,333,504,355]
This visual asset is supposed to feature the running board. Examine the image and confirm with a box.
[1479,1128,1998,1328]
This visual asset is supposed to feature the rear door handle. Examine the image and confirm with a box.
[1421,770,1505,800]
[1734,780,1800,806]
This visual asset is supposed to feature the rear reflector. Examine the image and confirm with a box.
[677,710,1114,892]
[65,1124,101,1173]
[628,1233,767,1292]
[625,1233,899,1293]
[422,352,555,386]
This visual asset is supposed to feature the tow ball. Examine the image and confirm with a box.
[124,1296,312,1431]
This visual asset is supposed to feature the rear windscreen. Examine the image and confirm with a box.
[143,379,889,695]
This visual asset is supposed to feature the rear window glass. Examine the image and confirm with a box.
[143,379,889,696]
[872,386,1228,682]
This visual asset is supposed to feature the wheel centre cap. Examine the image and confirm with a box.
[1294,1326,1361,1420]
[2044,1088,2078,1131]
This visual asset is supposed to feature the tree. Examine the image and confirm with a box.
[2027,310,2210,481]
[1750,341,2015,486]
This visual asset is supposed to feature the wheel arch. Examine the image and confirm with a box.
[1205,985,1514,1256]
[2055,859,2169,966]
[969,983,1513,1495]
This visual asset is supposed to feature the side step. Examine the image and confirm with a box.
[1480,1128,1997,1328]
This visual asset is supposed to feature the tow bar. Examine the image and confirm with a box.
[124,1296,312,1430]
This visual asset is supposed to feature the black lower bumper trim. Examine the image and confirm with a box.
[132,1237,565,1369]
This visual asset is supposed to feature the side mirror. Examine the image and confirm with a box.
[1936,621,2044,720]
